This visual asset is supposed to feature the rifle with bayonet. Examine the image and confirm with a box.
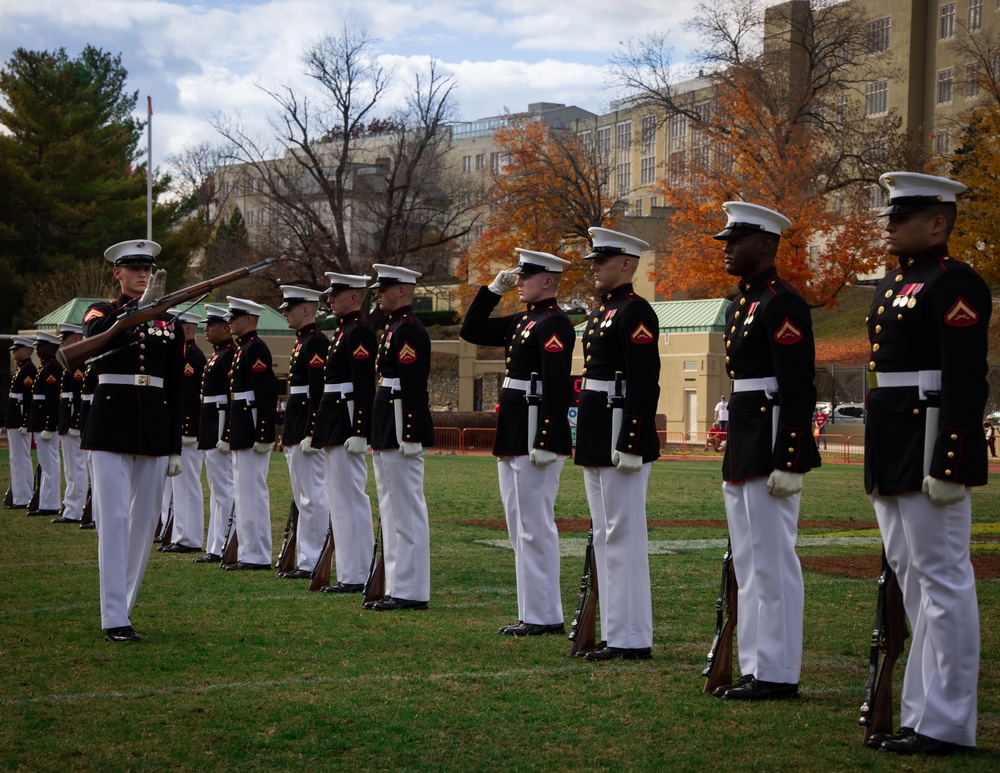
[568,521,599,657]
[308,526,335,592]
[702,539,738,693]
[276,500,299,573]
[362,513,385,606]
[57,258,279,372]
[219,503,239,568]
[27,464,41,512]
[80,485,93,526]
[156,496,174,549]
[859,549,907,745]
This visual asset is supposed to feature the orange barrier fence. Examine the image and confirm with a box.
[434,427,462,452]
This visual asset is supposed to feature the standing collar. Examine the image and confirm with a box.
[526,297,559,313]
[600,283,634,304]
[296,322,319,338]
[898,243,950,272]
[736,265,778,295]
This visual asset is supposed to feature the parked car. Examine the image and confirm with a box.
[559,302,587,314]
[831,403,866,424]
[815,402,832,417]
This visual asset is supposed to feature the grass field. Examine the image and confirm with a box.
[1,451,997,771]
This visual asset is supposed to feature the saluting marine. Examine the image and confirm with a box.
[575,227,660,661]
[365,264,434,611]
[4,336,37,509]
[26,330,64,517]
[194,304,238,563]
[311,273,377,593]
[277,285,331,580]
[53,323,88,524]
[219,297,278,571]
[712,202,820,702]
[460,248,575,636]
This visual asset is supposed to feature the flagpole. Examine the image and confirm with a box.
[147,96,153,241]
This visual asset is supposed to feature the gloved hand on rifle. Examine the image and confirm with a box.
[254,441,272,455]
[529,448,558,467]
[922,475,965,506]
[139,269,168,306]
[300,435,319,456]
[767,469,803,498]
[216,439,230,454]
[181,435,198,447]
[345,436,368,456]
[167,454,182,477]
[39,430,54,441]
[612,450,642,473]
[400,441,423,459]
[488,270,518,295]
[19,426,28,436]
[68,428,81,439]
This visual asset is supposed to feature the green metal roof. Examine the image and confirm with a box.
[575,298,730,335]
[34,298,295,336]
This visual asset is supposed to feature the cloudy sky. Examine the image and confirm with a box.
[0,0,706,172]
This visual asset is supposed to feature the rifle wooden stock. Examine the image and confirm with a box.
[28,464,41,511]
[308,527,335,591]
[703,542,738,694]
[3,485,12,509]
[860,551,907,745]
[276,500,300,573]
[568,522,599,657]
[157,499,174,548]
[220,504,239,568]
[81,486,93,525]
[362,516,385,605]
[57,257,278,371]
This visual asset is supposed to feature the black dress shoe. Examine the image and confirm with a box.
[79,521,96,530]
[104,626,141,643]
[6,502,29,510]
[712,673,755,698]
[722,677,798,701]
[362,594,388,610]
[570,640,607,658]
[27,508,60,516]
[160,543,201,553]
[865,726,914,750]
[584,646,652,661]
[499,622,566,636]
[278,568,314,579]
[320,582,365,593]
[51,516,81,524]
[368,596,428,611]
[193,553,222,563]
[498,621,523,635]
[221,561,272,571]
[880,732,972,755]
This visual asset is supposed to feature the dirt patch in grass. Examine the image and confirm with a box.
[802,553,1000,579]
[460,518,877,532]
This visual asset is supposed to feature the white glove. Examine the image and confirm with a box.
[216,440,230,454]
[922,475,965,506]
[19,426,28,436]
[166,454,182,477]
[529,448,558,467]
[139,269,168,306]
[767,470,804,498]
[68,428,81,438]
[181,435,198,447]
[345,436,368,455]
[39,430,54,441]
[487,270,518,295]
[254,441,272,455]
[612,450,643,473]
[400,441,423,458]
[300,435,319,456]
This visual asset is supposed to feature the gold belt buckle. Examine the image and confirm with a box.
[865,372,878,390]
[135,374,149,387]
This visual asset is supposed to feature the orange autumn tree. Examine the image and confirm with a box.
[456,115,624,314]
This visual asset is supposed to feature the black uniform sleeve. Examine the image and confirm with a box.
[396,322,432,444]
[348,324,377,439]
[460,286,514,346]
[616,300,661,457]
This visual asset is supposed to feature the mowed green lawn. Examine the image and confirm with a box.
[1,451,998,771]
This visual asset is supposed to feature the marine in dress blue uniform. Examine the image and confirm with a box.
[711,203,820,701]
[311,273,377,593]
[26,331,64,516]
[5,337,37,508]
[460,249,575,636]
[365,264,434,611]
[219,297,278,571]
[575,228,660,661]
[53,323,88,523]
[277,285,331,579]
[864,173,987,755]
[81,239,184,642]
[194,304,237,562]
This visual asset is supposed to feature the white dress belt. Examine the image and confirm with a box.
[232,390,255,402]
[60,392,74,399]
[868,369,942,399]
[32,394,47,400]
[81,394,93,403]
[732,377,778,397]
[378,377,401,391]
[288,385,309,395]
[323,382,354,395]
[10,394,23,401]
[502,377,542,394]
[581,378,626,397]
[201,395,228,405]
[99,374,164,388]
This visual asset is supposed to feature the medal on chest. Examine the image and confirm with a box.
[600,309,617,329]
[521,320,536,339]
[744,301,759,326]
[894,282,924,309]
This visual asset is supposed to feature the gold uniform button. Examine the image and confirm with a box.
[734,311,741,319]
[788,447,794,453]
[726,341,731,348]
[945,469,952,476]
[731,326,736,333]
[875,325,881,333]
[878,306,885,314]
[951,434,958,440]
[872,344,880,352]
[868,361,876,371]
[885,290,893,298]
[760,406,766,413]
[725,356,730,363]
[897,314,903,320]
[599,306,606,312]
[947,451,955,458]
[730,370,735,378]
[913,408,920,415]
[740,298,746,306]
[586,355,591,362]
[895,274,902,282]
[786,462,793,468]
[790,432,797,438]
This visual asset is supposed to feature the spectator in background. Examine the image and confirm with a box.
[984,421,996,459]
[814,409,828,450]
[705,422,726,452]
[714,396,729,434]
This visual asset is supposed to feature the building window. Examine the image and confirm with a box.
[692,144,710,172]
[616,121,632,152]
[650,196,658,208]
[966,63,981,99]
[934,130,951,155]
[868,17,891,53]
[462,155,472,173]
[579,130,592,151]
[865,81,889,116]
[669,114,687,153]
[937,68,953,104]
[640,115,656,154]
[668,151,686,187]
[634,199,644,217]
[969,0,983,31]
[640,155,657,186]
[835,94,847,123]
[597,126,612,162]
[475,154,485,171]
[616,162,631,195]
[939,3,955,40]
[683,361,698,372]
[490,152,501,172]
[866,185,888,210]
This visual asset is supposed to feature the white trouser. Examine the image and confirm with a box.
[372,449,430,601]
[583,463,653,649]
[284,444,330,572]
[60,433,88,520]
[91,451,167,629]
[33,432,61,510]
[204,448,235,556]
[873,491,978,747]
[232,448,272,565]
[7,428,32,504]
[161,444,204,548]
[722,477,804,684]
[325,445,374,585]
[498,454,566,626]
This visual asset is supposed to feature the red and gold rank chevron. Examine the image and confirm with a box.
[398,342,418,364]
[352,344,370,359]
[83,308,105,322]
[251,358,268,372]
[543,334,565,352]
[46,374,58,383]
[74,370,85,380]
[184,363,195,376]
[945,297,979,327]
[630,322,654,344]
[24,376,33,386]
[308,353,325,368]
[774,318,803,344]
